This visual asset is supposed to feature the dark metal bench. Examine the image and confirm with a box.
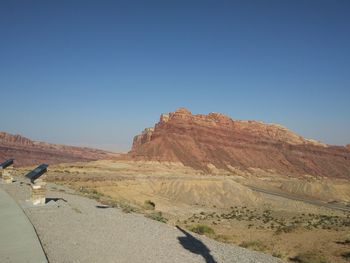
[25,164,49,183]
[0,159,14,169]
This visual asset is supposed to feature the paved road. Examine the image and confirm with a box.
[248,186,350,212]
[0,185,47,263]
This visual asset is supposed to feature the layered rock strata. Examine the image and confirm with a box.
[0,132,118,166]
[129,108,350,178]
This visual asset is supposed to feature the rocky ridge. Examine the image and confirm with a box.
[129,108,350,178]
[0,132,118,166]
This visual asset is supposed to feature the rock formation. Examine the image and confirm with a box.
[0,132,118,166]
[128,108,350,178]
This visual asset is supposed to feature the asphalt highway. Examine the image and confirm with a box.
[248,186,350,212]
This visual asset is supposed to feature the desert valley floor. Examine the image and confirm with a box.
[2,160,349,263]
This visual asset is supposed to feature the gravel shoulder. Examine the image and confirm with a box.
[2,178,284,263]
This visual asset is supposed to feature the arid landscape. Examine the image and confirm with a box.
[4,108,349,263]
[2,2,349,262]
[42,159,350,263]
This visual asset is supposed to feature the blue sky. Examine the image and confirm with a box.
[0,0,349,152]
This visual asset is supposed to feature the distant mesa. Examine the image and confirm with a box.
[0,132,118,167]
[128,108,350,179]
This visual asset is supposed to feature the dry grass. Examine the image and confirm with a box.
[291,251,329,263]
[239,240,268,252]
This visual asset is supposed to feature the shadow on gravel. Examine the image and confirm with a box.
[176,226,217,263]
[96,205,111,209]
[46,198,67,203]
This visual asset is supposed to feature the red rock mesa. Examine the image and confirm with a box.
[129,108,350,178]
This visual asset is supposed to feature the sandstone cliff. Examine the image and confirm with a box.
[0,132,118,166]
[129,108,350,178]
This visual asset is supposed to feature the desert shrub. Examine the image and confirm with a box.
[291,251,329,263]
[275,225,297,234]
[78,187,104,201]
[145,211,167,223]
[341,251,350,260]
[91,189,99,195]
[121,205,134,213]
[239,240,268,252]
[189,224,215,236]
[215,234,230,243]
[143,200,155,210]
[98,197,140,213]
[90,190,104,200]
[337,238,350,245]
[119,203,138,213]
[272,251,283,258]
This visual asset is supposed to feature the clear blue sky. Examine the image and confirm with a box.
[0,0,349,152]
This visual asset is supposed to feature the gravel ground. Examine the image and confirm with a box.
[3,178,284,263]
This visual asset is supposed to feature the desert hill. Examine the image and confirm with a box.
[0,131,118,166]
[128,108,350,178]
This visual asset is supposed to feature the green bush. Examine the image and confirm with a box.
[272,251,283,258]
[119,203,138,213]
[189,224,215,236]
[145,211,167,223]
[291,251,329,263]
